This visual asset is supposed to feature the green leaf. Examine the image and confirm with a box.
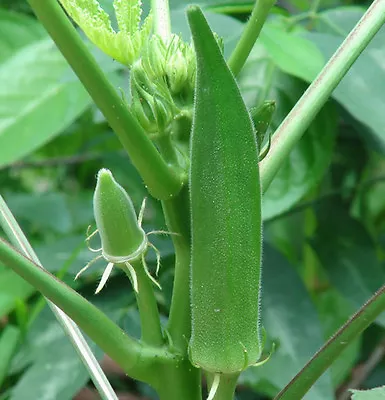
[0,39,91,167]
[170,9,244,57]
[239,43,337,220]
[315,290,361,388]
[4,192,73,234]
[170,0,254,10]
[0,9,45,62]
[304,8,385,145]
[311,198,385,327]
[240,245,333,400]
[260,24,325,83]
[0,325,21,387]
[351,387,385,400]
[0,266,34,318]
[9,306,102,400]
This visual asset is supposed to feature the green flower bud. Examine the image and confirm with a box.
[164,36,196,98]
[152,94,173,132]
[76,169,167,294]
[249,100,276,160]
[166,49,189,94]
[131,90,158,134]
[93,168,146,259]
[142,35,167,79]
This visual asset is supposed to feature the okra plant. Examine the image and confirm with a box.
[1,0,385,399]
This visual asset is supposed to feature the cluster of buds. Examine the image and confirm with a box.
[130,35,196,137]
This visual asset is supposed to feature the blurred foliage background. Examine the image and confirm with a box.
[0,0,385,399]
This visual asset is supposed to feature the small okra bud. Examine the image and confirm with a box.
[142,35,167,78]
[249,100,276,152]
[131,61,156,95]
[152,94,173,132]
[77,169,166,294]
[93,168,146,259]
[188,6,263,375]
[166,49,189,94]
[131,90,158,133]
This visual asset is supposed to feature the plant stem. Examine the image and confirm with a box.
[228,0,275,76]
[27,0,182,200]
[207,373,239,400]
[260,0,385,193]
[127,261,164,346]
[0,238,175,382]
[151,0,171,42]
[155,359,202,400]
[275,283,385,400]
[163,187,192,353]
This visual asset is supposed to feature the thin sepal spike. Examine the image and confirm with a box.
[124,262,139,293]
[138,198,147,227]
[141,253,162,290]
[207,374,220,400]
[86,226,102,253]
[250,342,276,368]
[148,242,161,276]
[95,262,114,294]
[75,254,104,280]
[147,230,180,236]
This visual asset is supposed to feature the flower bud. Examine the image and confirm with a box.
[93,169,146,259]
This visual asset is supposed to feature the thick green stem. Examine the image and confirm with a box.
[260,0,385,192]
[163,187,191,353]
[27,0,182,200]
[151,0,171,41]
[127,261,164,347]
[0,238,175,382]
[155,359,202,400]
[228,0,276,76]
[206,373,239,400]
[275,283,385,400]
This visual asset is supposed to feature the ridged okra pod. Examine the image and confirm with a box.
[188,7,263,374]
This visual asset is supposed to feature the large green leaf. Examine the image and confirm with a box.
[260,23,325,83]
[239,43,337,220]
[311,198,385,327]
[0,9,45,62]
[9,306,102,400]
[171,9,244,56]
[0,267,34,318]
[0,39,91,167]
[169,0,254,10]
[240,245,334,400]
[257,8,385,145]
[9,285,134,400]
[305,8,385,145]
[351,387,385,400]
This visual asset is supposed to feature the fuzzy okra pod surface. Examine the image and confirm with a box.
[188,6,264,376]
